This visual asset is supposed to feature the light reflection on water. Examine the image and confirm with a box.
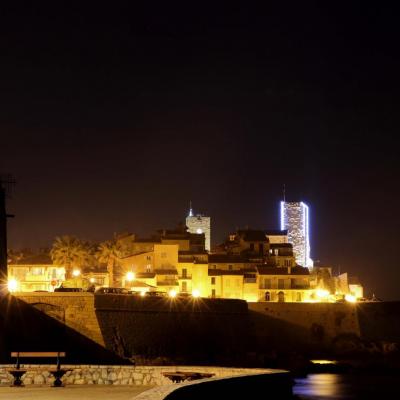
[294,374,350,399]
[293,373,399,399]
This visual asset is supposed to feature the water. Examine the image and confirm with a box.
[293,373,400,399]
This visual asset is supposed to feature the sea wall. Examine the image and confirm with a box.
[94,295,250,365]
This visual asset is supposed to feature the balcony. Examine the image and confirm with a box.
[178,275,192,280]
[157,280,179,286]
[244,278,257,283]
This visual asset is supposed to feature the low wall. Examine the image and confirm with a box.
[0,365,283,386]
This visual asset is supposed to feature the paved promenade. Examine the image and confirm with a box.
[0,385,155,400]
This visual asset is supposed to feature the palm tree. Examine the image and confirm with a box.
[50,236,89,279]
[96,240,125,287]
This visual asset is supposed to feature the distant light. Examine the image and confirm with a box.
[8,278,18,292]
[310,360,337,365]
[140,290,146,297]
[316,289,329,299]
[192,289,200,298]
[168,289,177,298]
[126,271,135,282]
[72,269,81,277]
[345,294,357,303]
[196,228,203,234]
[89,277,95,283]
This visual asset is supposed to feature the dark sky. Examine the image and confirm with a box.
[1,3,399,299]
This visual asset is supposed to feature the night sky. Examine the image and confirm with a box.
[1,3,399,299]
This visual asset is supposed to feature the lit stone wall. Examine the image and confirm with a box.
[249,302,361,341]
[14,292,104,346]
[0,365,278,386]
[186,215,211,251]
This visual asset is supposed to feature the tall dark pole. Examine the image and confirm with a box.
[0,185,7,286]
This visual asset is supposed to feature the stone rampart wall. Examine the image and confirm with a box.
[249,301,360,341]
[0,365,277,386]
[14,293,104,346]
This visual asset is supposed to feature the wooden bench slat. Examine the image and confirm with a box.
[11,352,66,357]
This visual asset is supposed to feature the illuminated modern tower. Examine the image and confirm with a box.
[186,204,211,251]
[280,201,313,269]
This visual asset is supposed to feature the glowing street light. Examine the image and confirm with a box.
[126,271,135,282]
[345,294,357,303]
[72,269,81,277]
[8,278,18,292]
[89,277,95,284]
[316,289,329,300]
[192,289,200,298]
[168,289,177,298]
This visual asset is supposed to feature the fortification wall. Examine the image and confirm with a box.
[94,295,250,365]
[15,292,104,346]
[249,302,360,342]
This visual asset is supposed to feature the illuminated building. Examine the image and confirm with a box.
[7,254,65,292]
[280,201,313,269]
[186,206,211,251]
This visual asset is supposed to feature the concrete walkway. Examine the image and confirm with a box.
[0,385,155,400]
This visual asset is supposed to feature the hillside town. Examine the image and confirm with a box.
[7,202,363,303]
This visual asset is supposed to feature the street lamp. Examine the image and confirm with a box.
[126,271,135,282]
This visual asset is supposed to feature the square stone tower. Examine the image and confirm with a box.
[186,207,211,251]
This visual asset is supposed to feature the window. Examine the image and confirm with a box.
[211,289,216,298]
[31,267,43,276]
[182,281,187,292]
[274,249,279,256]
[278,291,285,302]
[284,259,292,267]
[146,256,151,261]
[228,265,233,271]
[264,278,272,289]
[146,264,152,272]
[213,265,217,269]
[211,277,216,285]
[182,268,187,278]
[265,292,271,301]
[296,292,302,302]
[278,279,285,289]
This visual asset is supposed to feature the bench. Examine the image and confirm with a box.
[9,351,69,387]
[163,371,215,383]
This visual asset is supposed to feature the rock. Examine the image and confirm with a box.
[108,372,117,381]
[23,377,33,385]
[34,375,45,385]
